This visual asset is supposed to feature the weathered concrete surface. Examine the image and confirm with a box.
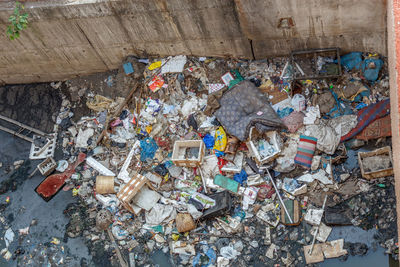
[235,0,387,59]
[388,0,400,252]
[0,0,387,84]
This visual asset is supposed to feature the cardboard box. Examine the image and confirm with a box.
[358,146,393,179]
[247,128,282,165]
[171,140,205,167]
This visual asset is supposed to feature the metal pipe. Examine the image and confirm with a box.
[266,169,293,224]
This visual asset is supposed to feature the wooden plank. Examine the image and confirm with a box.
[0,125,33,142]
[0,114,47,136]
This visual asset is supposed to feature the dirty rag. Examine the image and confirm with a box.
[341,99,390,142]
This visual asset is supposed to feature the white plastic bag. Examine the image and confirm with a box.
[4,228,14,247]
[291,94,306,112]
[220,245,240,260]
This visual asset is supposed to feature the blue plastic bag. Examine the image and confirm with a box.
[233,169,248,185]
[340,52,362,71]
[203,134,215,149]
[362,58,383,81]
[192,247,216,267]
[140,137,158,162]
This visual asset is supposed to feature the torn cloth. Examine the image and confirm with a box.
[355,115,391,140]
[215,81,285,141]
[341,99,390,142]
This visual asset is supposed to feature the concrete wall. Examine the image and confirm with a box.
[0,0,387,84]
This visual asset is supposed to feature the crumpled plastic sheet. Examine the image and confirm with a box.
[220,245,240,260]
[233,169,247,185]
[327,115,358,137]
[161,55,187,74]
[303,115,357,155]
[140,137,158,162]
[304,124,339,155]
[362,58,383,82]
[145,203,177,226]
[4,228,14,247]
[283,178,302,193]
[75,128,94,148]
[274,136,298,173]
[203,134,215,149]
[297,169,333,185]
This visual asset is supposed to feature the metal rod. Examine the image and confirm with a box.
[0,125,33,142]
[0,114,47,136]
[309,194,328,255]
[266,169,293,224]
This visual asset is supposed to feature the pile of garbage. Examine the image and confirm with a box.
[9,51,397,266]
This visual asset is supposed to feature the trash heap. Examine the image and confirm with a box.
[29,52,397,266]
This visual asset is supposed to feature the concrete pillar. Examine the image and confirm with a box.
[388,0,400,249]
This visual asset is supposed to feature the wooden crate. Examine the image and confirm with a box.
[38,157,56,176]
[117,172,148,213]
[358,146,394,179]
[171,140,205,167]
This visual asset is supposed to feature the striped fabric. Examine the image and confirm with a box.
[341,99,390,142]
[294,135,317,169]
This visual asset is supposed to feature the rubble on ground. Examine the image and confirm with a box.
[1,51,398,266]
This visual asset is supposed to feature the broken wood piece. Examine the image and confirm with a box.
[106,229,128,267]
[117,172,153,213]
[37,157,57,176]
[303,239,347,264]
[117,140,140,183]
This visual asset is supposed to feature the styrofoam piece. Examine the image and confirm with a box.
[221,152,244,173]
[118,140,140,183]
[247,128,281,165]
[161,55,187,74]
[29,133,57,160]
[86,157,115,176]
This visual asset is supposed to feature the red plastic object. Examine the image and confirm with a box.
[36,153,86,201]
[257,184,275,200]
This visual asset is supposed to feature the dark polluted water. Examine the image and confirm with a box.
[0,131,91,266]
[320,226,397,267]
[0,130,397,266]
